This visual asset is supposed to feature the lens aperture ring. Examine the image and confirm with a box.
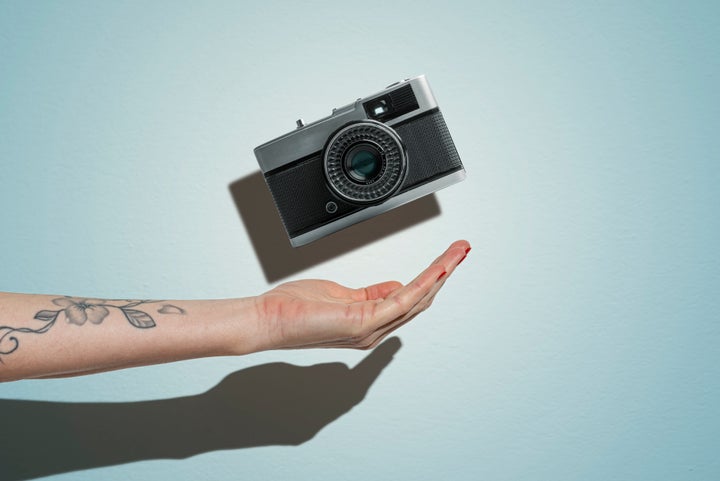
[324,121,407,204]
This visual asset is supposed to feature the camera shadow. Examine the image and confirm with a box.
[229,170,441,283]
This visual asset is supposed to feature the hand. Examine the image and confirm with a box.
[255,240,471,350]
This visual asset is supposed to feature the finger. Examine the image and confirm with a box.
[329,271,455,350]
[339,313,420,350]
[362,293,434,347]
[373,262,445,325]
[384,241,467,302]
[429,239,471,267]
[451,239,472,252]
[402,241,471,314]
[352,280,404,302]
[362,243,472,341]
[369,242,467,326]
[352,240,469,304]
[439,242,471,280]
[416,240,470,285]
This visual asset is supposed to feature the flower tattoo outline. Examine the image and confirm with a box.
[52,298,110,325]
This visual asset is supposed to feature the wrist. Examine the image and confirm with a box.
[215,296,267,357]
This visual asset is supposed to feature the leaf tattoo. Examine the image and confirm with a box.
[122,309,156,329]
[158,304,186,315]
[34,310,60,322]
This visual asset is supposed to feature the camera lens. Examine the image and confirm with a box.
[324,121,407,205]
[345,144,383,183]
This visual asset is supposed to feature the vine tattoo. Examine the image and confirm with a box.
[0,297,186,361]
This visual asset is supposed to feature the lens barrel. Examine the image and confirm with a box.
[324,121,407,204]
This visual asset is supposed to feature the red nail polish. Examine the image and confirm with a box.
[459,247,471,265]
[437,271,447,281]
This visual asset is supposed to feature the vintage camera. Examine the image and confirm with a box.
[254,75,466,247]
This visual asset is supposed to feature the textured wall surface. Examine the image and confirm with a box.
[1,1,718,480]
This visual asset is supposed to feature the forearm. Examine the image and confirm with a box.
[0,241,471,381]
[0,292,263,382]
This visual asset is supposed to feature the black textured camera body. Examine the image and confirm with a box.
[254,76,466,247]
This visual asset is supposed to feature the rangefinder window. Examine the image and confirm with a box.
[363,84,420,122]
[364,96,393,120]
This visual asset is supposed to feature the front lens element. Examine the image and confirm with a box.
[346,145,383,183]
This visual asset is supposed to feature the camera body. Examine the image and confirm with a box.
[254,75,466,247]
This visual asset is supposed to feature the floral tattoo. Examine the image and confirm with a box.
[0,297,186,361]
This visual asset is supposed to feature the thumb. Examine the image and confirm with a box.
[361,280,404,301]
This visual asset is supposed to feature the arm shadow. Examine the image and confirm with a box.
[0,337,402,481]
[229,170,441,283]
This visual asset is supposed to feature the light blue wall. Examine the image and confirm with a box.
[1,1,718,480]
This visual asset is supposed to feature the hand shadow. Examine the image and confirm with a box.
[229,171,441,283]
[0,337,402,481]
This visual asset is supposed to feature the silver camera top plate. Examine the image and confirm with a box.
[254,75,438,173]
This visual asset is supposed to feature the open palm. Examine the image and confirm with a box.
[256,240,470,350]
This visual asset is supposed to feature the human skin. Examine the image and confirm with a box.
[0,240,470,382]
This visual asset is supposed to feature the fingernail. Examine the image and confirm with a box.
[459,247,471,265]
[437,271,447,281]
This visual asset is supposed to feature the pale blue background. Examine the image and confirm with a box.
[1,1,719,480]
